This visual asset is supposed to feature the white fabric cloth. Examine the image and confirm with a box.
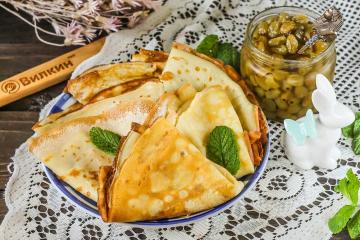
[1,0,360,239]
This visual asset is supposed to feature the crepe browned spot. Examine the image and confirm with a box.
[131,49,168,63]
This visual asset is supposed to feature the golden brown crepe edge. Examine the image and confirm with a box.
[32,103,84,131]
[98,129,134,223]
[131,49,169,63]
[97,117,150,223]
[98,165,112,222]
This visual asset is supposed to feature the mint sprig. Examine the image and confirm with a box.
[348,210,360,239]
[216,42,240,71]
[353,136,360,155]
[341,112,360,155]
[354,119,360,137]
[89,127,121,155]
[342,122,355,138]
[196,34,219,57]
[206,126,240,175]
[329,205,356,234]
[196,35,240,71]
[329,169,360,239]
[335,169,360,205]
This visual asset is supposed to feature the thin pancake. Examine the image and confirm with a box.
[29,99,155,201]
[176,86,254,177]
[67,62,161,104]
[98,118,243,222]
[160,43,268,163]
[34,82,164,135]
[160,43,262,142]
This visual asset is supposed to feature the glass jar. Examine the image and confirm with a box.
[240,6,336,120]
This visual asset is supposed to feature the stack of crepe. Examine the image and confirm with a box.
[29,43,268,222]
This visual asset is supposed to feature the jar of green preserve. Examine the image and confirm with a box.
[240,6,336,120]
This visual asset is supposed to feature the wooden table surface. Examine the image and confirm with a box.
[0,6,351,240]
[0,8,77,223]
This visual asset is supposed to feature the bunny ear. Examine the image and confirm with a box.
[312,91,325,112]
[312,74,337,112]
[312,74,336,114]
[315,74,336,100]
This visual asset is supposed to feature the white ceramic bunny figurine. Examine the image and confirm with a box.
[283,74,355,169]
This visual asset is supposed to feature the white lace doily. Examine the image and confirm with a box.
[1,0,360,239]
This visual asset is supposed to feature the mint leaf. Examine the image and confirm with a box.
[353,119,360,137]
[356,112,360,120]
[196,35,241,71]
[206,126,240,175]
[329,170,360,237]
[347,209,360,239]
[328,205,356,234]
[342,112,360,139]
[347,169,360,205]
[341,112,360,155]
[335,178,351,201]
[335,169,360,205]
[196,35,219,57]
[217,43,240,71]
[342,123,354,138]
[352,135,360,155]
[89,127,121,155]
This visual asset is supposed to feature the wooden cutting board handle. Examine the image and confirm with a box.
[0,38,105,107]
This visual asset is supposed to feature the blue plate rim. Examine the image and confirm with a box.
[43,92,270,226]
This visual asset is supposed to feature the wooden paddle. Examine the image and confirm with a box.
[0,38,105,107]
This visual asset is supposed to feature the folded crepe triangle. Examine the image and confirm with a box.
[176,86,255,178]
[161,43,260,140]
[98,117,243,222]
